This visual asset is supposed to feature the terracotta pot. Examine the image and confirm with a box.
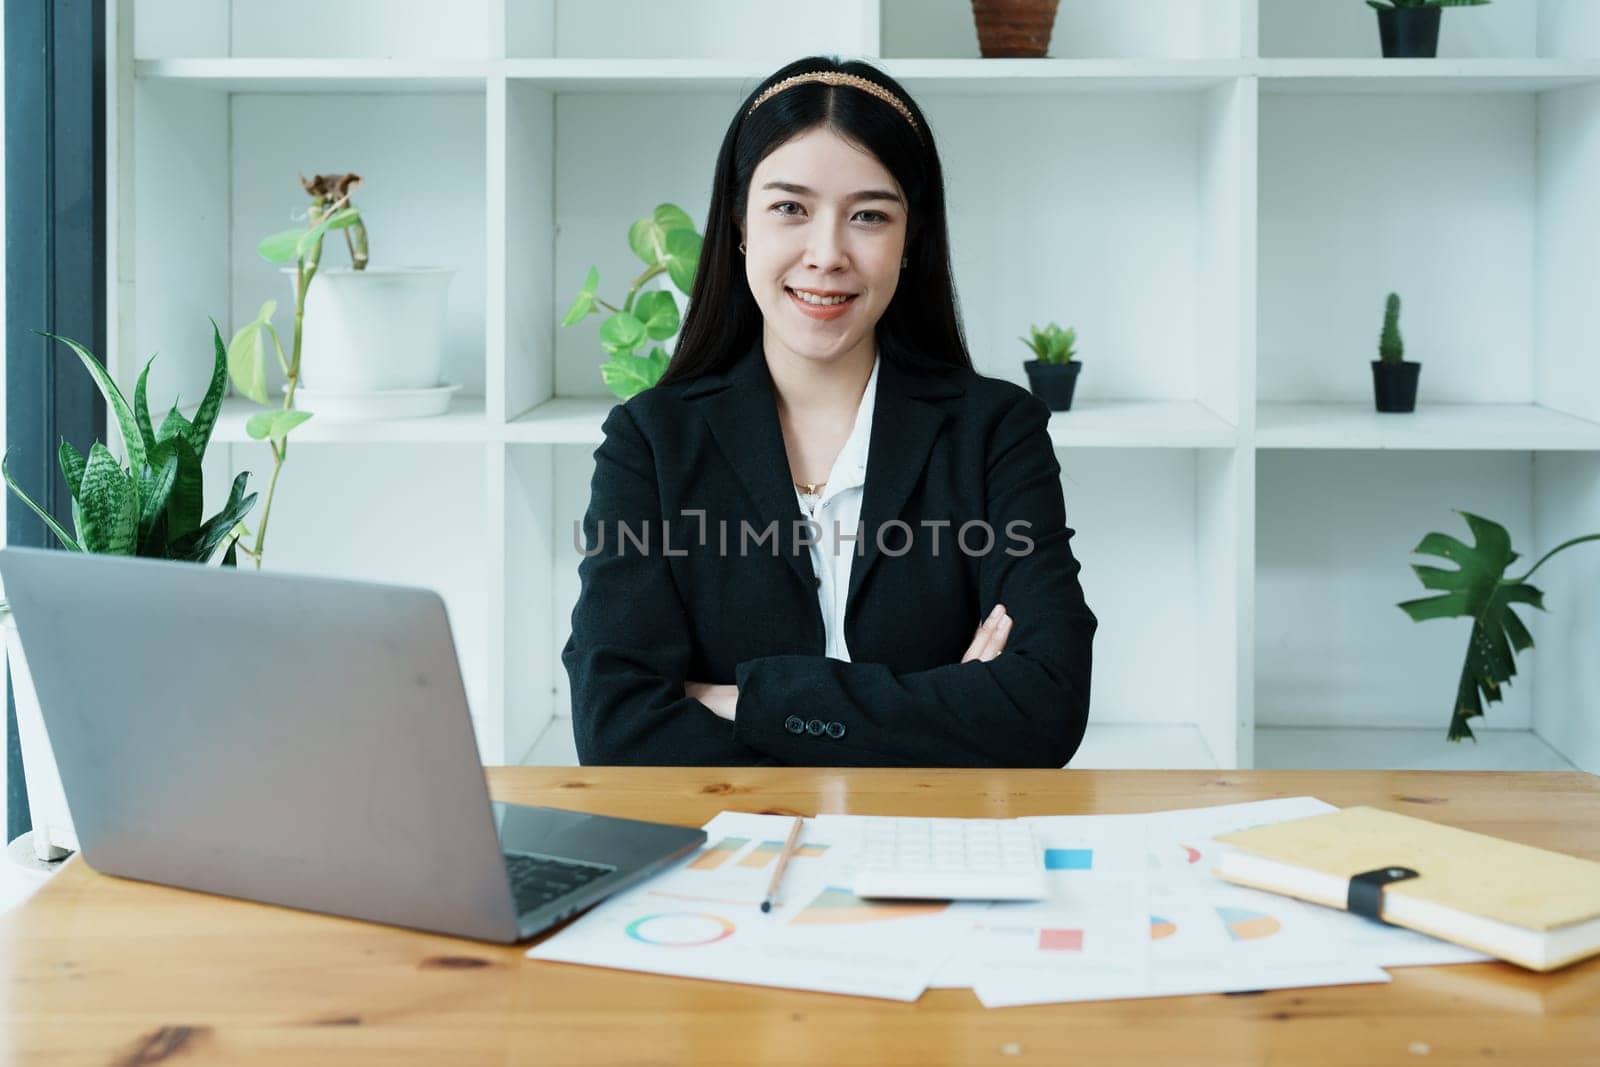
[972,0,1060,58]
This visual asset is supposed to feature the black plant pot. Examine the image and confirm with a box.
[1024,359,1081,411]
[1377,6,1442,59]
[1372,360,1422,413]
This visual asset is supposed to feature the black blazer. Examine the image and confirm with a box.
[562,337,1097,767]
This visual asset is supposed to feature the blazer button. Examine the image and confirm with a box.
[825,721,846,739]
[812,573,821,588]
[784,715,805,735]
[805,718,826,736]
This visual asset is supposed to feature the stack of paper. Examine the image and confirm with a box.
[527,799,1490,1005]
[527,810,986,1000]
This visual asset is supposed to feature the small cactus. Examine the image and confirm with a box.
[1379,292,1404,364]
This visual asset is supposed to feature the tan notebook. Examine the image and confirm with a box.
[1212,806,1600,972]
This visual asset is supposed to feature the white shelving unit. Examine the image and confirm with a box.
[112,0,1600,773]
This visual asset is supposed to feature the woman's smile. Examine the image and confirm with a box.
[787,285,859,321]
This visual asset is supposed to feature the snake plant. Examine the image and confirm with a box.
[2,324,257,566]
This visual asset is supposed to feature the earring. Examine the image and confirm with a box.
[901,256,908,269]
[738,241,746,255]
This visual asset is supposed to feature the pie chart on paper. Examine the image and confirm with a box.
[1215,906,1281,941]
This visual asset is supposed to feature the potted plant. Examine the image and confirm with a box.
[561,202,704,400]
[1021,322,1081,411]
[1366,0,1492,59]
[269,173,456,417]
[1,328,256,860]
[1372,292,1421,413]
[1398,510,1599,741]
[972,0,1060,58]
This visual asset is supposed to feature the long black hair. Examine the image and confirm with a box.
[656,56,973,389]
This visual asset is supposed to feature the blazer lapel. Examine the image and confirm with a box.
[689,338,813,590]
[686,339,965,616]
[844,354,961,623]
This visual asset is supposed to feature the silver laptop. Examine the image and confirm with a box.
[0,546,705,943]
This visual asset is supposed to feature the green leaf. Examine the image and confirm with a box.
[296,207,359,260]
[561,267,600,328]
[164,433,203,545]
[132,354,160,461]
[173,471,256,564]
[258,228,305,263]
[633,289,681,340]
[36,331,147,478]
[136,446,179,551]
[1,450,82,551]
[228,301,276,406]
[221,535,239,568]
[77,443,138,555]
[599,347,670,400]
[245,409,312,446]
[599,312,647,357]
[325,207,361,231]
[58,440,87,499]
[664,228,703,296]
[653,203,695,234]
[1396,510,1542,741]
[190,318,231,458]
[629,203,697,267]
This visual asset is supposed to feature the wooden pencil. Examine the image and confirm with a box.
[760,816,806,913]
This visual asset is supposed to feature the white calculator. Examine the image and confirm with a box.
[851,817,1048,900]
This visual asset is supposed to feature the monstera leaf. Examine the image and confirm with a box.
[1397,510,1600,742]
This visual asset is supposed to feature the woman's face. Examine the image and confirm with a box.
[742,126,908,366]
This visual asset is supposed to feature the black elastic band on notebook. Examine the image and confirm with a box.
[1347,866,1421,924]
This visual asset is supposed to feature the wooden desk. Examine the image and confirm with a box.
[3,768,1599,1065]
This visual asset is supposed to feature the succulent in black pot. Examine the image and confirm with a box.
[1021,322,1081,412]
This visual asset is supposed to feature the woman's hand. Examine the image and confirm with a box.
[961,604,1012,663]
[686,681,739,721]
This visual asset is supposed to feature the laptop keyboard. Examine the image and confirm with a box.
[503,850,617,915]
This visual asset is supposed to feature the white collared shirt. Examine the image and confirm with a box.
[794,356,879,663]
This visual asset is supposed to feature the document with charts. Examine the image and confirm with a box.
[954,797,1485,1008]
[526,810,986,1000]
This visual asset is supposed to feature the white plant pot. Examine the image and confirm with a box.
[290,266,454,393]
[2,614,75,861]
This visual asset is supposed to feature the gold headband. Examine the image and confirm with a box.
[745,71,922,141]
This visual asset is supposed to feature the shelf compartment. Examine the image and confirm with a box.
[1256,449,1540,736]
[1257,402,1600,452]
[1258,87,1600,431]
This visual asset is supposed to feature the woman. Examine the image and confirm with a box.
[562,56,1097,767]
